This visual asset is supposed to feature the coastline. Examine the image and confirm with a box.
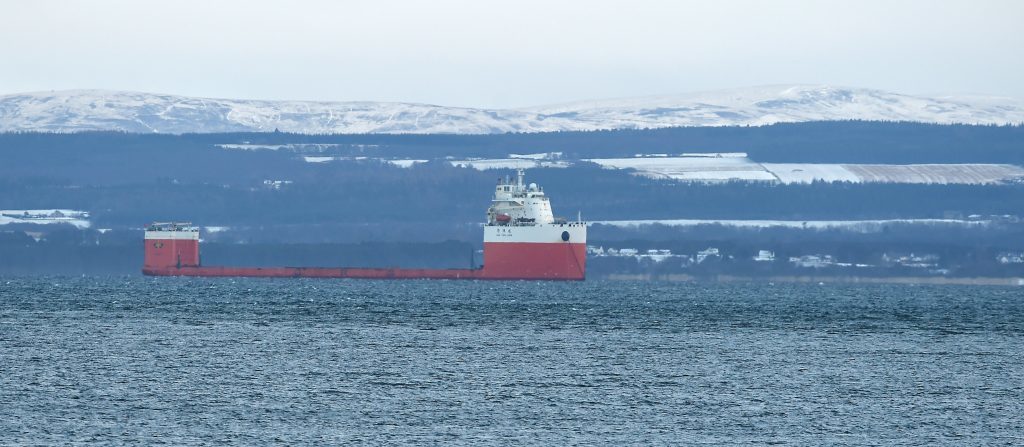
[601,273,1024,286]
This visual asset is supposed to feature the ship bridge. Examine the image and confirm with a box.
[486,169,560,226]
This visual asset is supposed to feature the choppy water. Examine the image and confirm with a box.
[1,277,1022,445]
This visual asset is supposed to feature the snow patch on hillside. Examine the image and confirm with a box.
[449,159,571,170]
[0,209,91,229]
[594,218,992,232]
[585,157,777,182]
[585,155,1024,184]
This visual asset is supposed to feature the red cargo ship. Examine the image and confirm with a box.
[142,169,586,280]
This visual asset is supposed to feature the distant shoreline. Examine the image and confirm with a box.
[601,273,1024,286]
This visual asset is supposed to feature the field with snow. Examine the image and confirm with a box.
[594,218,993,232]
[448,159,571,170]
[585,156,777,182]
[0,210,90,228]
[302,156,427,168]
[312,153,1024,185]
[264,147,1024,185]
[842,164,1024,184]
[585,156,1024,185]
[216,143,348,151]
[761,164,861,183]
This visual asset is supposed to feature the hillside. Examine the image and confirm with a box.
[1,85,1022,134]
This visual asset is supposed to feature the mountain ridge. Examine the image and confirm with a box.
[1,85,1022,134]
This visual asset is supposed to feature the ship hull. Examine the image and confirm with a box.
[142,172,587,280]
[142,260,583,281]
[143,237,586,280]
[481,242,586,280]
[143,266,486,279]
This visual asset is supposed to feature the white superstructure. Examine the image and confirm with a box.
[486,169,555,225]
[144,222,200,240]
[484,169,586,244]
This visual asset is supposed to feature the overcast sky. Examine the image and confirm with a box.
[2,0,1022,108]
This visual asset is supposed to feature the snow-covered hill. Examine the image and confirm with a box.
[523,85,1024,128]
[0,90,582,134]
[1,85,1021,134]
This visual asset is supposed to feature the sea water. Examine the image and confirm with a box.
[1,277,1022,445]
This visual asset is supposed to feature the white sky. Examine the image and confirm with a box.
[2,0,1022,108]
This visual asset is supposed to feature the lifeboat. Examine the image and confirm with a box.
[496,213,511,223]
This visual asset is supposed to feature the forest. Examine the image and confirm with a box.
[1,122,1022,276]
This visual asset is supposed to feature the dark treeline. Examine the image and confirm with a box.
[0,229,479,275]
[3,123,1023,276]
[2,121,1023,170]
[1,164,1022,227]
[3,223,1023,277]
[590,221,1024,249]
[587,222,1024,278]
[0,121,1022,239]
[2,122,1024,222]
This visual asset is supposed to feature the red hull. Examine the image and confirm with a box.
[143,242,585,281]
[143,266,485,279]
[481,242,586,280]
[144,238,199,269]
